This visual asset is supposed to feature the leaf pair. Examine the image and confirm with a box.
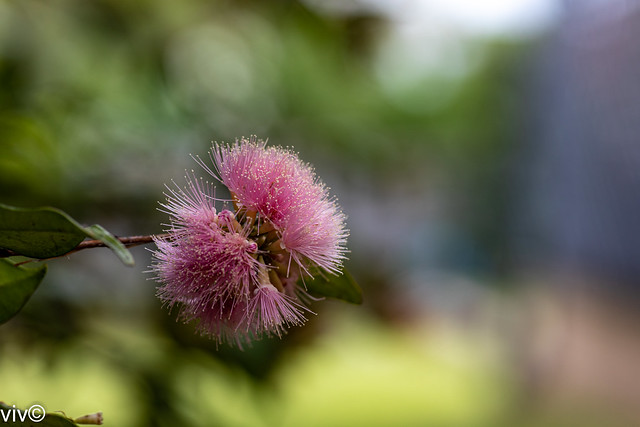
[0,203,134,325]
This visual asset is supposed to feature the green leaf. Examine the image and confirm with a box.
[0,204,87,258]
[0,402,81,426]
[84,224,135,267]
[302,268,363,304]
[0,259,46,324]
[0,203,134,266]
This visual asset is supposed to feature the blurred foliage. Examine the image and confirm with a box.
[0,0,530,284]
[0,0,522,196]
[1,307,515,427]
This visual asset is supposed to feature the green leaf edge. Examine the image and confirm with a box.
[84,224,135,267]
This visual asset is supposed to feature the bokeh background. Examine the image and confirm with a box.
[2,0,640,426]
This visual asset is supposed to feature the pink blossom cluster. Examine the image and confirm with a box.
[151,137,348,346]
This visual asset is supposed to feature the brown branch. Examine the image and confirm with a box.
[60,233,171,258]
[74,234,168,250]
[5,233,171,265]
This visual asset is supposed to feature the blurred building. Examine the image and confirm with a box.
[516,0,640,421]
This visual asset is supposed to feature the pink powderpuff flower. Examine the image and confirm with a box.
[247,285,307,337]
[200,136,348,276]
[150,173,310,346]
[187,296,252,348]
[151,137,348,347]
[151,178,259,318]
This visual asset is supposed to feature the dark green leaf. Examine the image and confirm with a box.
[0,259,46,324]
[0,204,87,258]
[0,203,135,266]
[84,224,135,267]
[302,268,363,304]
[0,402,80,426]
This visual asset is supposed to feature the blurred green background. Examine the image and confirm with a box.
[1,1,638,426]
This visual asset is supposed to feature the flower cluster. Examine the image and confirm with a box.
[151,137,348,347]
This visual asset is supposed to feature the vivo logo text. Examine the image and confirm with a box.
[0,404,46,423]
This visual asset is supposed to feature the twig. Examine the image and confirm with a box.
[73,234,169,251]
[5,233,171,265]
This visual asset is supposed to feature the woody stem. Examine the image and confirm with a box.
[72,234,170,251]
[4,234,170,264]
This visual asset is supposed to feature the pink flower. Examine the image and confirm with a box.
[151,137,348,346]
[152,183,259,315]
[201,136,348,275]
[247,285,307,337]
